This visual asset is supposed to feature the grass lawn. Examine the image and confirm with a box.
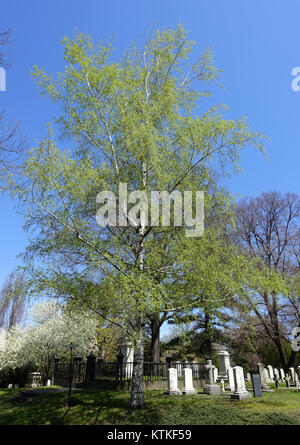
[0,386,300,425]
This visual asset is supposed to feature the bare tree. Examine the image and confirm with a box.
[0,29,27,180]
[234,191,300,370]
[0,30,11,66]
[0,272,26,330]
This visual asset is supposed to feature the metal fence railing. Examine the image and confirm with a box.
[53,359,208,385]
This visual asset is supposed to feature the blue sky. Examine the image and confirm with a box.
[1,0,300,319]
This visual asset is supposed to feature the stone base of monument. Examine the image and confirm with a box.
[231,391,251,400]
[203,384,221,395]
[182,388,197,395]
[261,384,273,392]
[164,389,182,396]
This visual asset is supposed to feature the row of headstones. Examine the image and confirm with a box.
[208,350,300,390]
[165,360,251,400]
[7,374,52,389]
[257,363,300,388]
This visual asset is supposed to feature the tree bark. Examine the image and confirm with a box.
[273,337,288,371]
[150,313,161,363]
[129,324,144,410]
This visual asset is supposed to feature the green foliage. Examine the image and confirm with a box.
[7,25,265,352]
[0,366,30,389]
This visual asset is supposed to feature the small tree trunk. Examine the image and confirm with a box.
[274,338,288,371]
[129,326,144,410]
[203,310,213,356]
[150,314,161,363]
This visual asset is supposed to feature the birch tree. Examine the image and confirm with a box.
[9,25,263,409]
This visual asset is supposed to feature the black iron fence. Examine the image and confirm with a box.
[53,354,208,386]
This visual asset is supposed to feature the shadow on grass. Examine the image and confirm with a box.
[0,388,299,425]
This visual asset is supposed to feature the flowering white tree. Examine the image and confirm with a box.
[0,301,98,382]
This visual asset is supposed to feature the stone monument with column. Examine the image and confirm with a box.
[217,350,231,381]
[120,339,134,379]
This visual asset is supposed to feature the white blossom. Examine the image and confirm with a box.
[0,301,98,379]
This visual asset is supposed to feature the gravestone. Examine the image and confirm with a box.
[226,367,235,391]
[280,368,285,381]
[8,384,13,389]
[14,384,19,389]
[289,367,295,382]
[267,365,274,382]
[203,359,221,395]
[251,373,262,397]
[165,368,181,396]
[217,350,231,381]
[27,372,42,388]
[231,366,251,400]
[213,367,218,383]
[220,379,225,392]
[120,340,134,379]
[182,368,197,395]
[257,363,270,390]
[273,368,280,381]
[264,368,271,384]
[47,379,51,386]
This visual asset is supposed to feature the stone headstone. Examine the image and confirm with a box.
[14,384,19,389]
[267,365,274,382]
[264,368,271,384]
[280,368,285,381]
[203,359,221,395]
[165,368,181,396]
[289,367,295,382]
[47,379,51,386]
[231,366,251,400]
[28,372,42,388]
[257,363,269,389]
[8,384,13,389]
[251,374,262,397]
[120,340,134,378]
[246,372,251,382]
[226,367,235,391]
[182,368,197,395]
[213,367,218,383]
[273,368,280,381]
